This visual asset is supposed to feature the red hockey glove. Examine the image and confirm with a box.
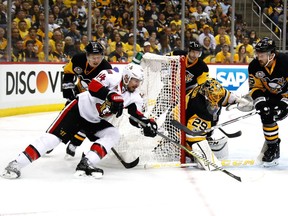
[107,92,124,118]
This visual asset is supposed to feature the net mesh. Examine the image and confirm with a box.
[99,53,185,168]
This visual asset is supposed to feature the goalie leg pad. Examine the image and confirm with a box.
[208,136,228,159]
[192,140,221,171]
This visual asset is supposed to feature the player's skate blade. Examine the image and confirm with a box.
[263,159,279,167]
[1,160,21,179]
[74,157,104,179]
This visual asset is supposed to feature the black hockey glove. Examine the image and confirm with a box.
[140,117,158,137]
[254,97,270,115]
[62,82,76,102]
[274,98,288,121]
[107,92,124,118]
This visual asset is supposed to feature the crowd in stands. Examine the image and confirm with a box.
[0,0,265,63]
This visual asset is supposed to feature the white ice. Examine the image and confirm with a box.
[1,109,288,216]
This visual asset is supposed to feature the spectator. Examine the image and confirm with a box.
[192,5,211,23]
[147,36,160,54]
[92,24,107,44]
[107,33,124,54]
[184,29,196,49]
[66,3,86,32]
[63,36,77,59]
[80,34,88,52]
[155,13,169,33]
[23,40,38,62]
[144,2,159,21]
[48,13,61,33]
[117,10,132,32]
[215,35,228,54]
[11,28,22,49]
[170,13,182,30]
[92,7,101,26]
[13,10,32,31]
[145,18,157,36]
[214,26,231,46]
[248,30,260,47]
[186,15,199,38]
[236,35,254,58]
[18,20,29,40]
[204,0,217,17]
[215,44,232,63]
[201,36,214,63]
[65,22,81,42]
[102,7,117,25]
[49,29,64,52]
[158,33,172,55]
[0,2,7,29]
[0,27,7,61]
[198,24,216,50]
[233,44,250,63]
[162,2,175,23]
[136,19,150,47]
[235,28,244,47]
[52,40,68,62]
[172,37,182,51]
[108,42,128,63]
[24,27,43,54]
[219,0,232,15]
[38,44,54,62]
[12,39,25,62]
[123,33,141,61]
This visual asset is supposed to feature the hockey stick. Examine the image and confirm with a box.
[172,110,259,136]
[170,120,242,138]
[127,114,242,182]
[111,147,139,169]
[144,159,258,169]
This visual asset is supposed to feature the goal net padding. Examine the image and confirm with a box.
[99,53,186,168]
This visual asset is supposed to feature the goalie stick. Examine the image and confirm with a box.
[170,120,242,138]
[111,147,139,169]
[127,114,242,182]
[172,110,259,136]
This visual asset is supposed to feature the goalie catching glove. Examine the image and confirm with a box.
[106,92,124,118]
[139,117,158,137]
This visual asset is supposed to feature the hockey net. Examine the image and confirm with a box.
[99,53,186,168]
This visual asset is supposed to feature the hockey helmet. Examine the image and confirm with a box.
[122,63,144,85]
[255,37,276,53]
[188,41,202,52]
[85,41,104,55]
[199,78,225,107]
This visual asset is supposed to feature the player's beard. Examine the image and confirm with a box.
[127,85,137,93]
[258,60,266,67]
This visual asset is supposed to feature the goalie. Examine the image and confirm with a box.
[185,78,252,170]
[1,64,157,179]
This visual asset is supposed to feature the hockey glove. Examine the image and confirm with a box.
[254,97,270,115]
[62,82,76,101]
[140,117,158,137]
[274,98,288,121]
[107,92,124,118]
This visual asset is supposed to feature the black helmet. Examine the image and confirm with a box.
[85,41,104,55]
[188,41,202,52]
[255,37,276,53]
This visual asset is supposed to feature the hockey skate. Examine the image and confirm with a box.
[260,139,280,167]
[1,160,21,179]
[74,157,104,179]
[65,143,77,159]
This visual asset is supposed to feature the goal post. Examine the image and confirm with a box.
[99,53,187,168]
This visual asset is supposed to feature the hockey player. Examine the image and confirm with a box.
[185,78,248,169]
[169,40,209,92]
[248,37,288,166]
[60,41,112,157]
[1,65,158,179]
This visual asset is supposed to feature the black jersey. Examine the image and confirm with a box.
[248,52,288,99]
[63,53,112,93]
[171,50,209,91]
[185,85,230,143]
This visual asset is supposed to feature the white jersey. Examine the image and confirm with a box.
[78,69,143,123]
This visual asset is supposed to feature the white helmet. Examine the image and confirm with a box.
[122,63,144,85]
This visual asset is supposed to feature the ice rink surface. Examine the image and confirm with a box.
[1,110,288,216]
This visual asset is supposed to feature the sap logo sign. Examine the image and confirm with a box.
[216,68,248,91]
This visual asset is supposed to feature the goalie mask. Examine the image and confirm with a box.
[122,63,144,86]
[199,78,225,114]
